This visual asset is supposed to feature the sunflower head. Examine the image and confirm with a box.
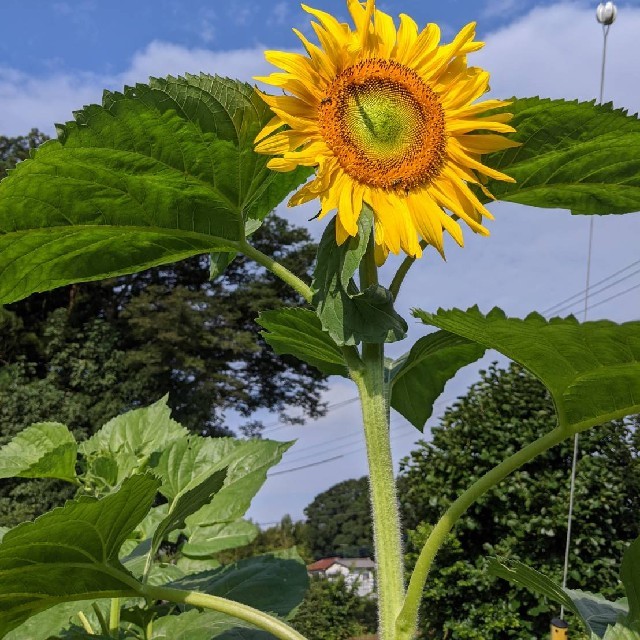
[255,0,518,263]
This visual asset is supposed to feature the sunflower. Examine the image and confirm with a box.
[254,0,518,263]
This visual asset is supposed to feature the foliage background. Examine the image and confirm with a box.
[398,363,640,639]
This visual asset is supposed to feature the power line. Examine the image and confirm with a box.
[542,258,640,316]
[269,420,418,477]
[261,396,360,436]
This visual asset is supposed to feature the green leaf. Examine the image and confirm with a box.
[80,396,187,491]
[153,436,292,525]
[414,307,640,431]
[0,422,77,482]
[487,557,576,616]
[4,600,112,640]
[621,536,640,628]
[152,609,263,640]
[182,520,259,558]
[209,251,238,280]
[388,331,486,430]
[602,625,640,640]
[0,74,311,304]
[175,556,221,575]
[0,474,158,637]
[480,98,640,215]
[0,528,7,543]
[488,558,627,637]
[257,308,348,377]
[312,205,407,346]
[151,468,227,564]
[168,549,308,618]
[566,590,629,639]
[312,205,407,345]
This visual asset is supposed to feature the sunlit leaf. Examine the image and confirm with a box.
[182,520,259,558]
[0,422,77,482]
[0,74,311,304]
[388,331,486,430]
[258,308,348,377]
[482,98,640,215]
[0,474,158,637]
[80,395,187,492]
[415,307,640,431]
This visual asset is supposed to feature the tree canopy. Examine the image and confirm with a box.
[304,477,373,560]
[398,363,640,639]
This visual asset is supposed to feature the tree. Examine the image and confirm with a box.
[305,477,373,560]
[0,129,49,179]
[398,363,640,639]
[217,515,313,565]
[0,131,327,526]
[291,575,377,640]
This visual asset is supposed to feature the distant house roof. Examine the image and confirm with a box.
[307,557,341,572]
[307,557,375,572]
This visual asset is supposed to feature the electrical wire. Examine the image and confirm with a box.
[542,260,640,316]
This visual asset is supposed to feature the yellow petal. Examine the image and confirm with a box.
[458,134,521,154]
[292,28,337,81]
[392,13,419,63]
[373,7,396,58]
[254,115,283,144]
[265,50,323,87]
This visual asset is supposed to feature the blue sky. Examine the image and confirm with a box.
[1,1,640,526]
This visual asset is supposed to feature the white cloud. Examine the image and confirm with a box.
[0,42,272,137]
[477,3,640,112]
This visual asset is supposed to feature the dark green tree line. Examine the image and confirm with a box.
[304,476,373,560]
[398,363,640,639]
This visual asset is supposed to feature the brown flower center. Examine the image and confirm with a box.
[317,59,447,192]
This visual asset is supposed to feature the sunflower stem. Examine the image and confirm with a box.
[239,239,314,304]
[142,585,307,640]
[395,426,571,640]
[389,240,428,300]
[351,240,405,640]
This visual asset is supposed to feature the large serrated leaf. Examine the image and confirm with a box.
[0,422,77,482]
[0,74,311,304]
[414,307,640,431]
[182,520,259,558]
[0,474,158,637]
[480,97,640,215]
[153,436,292,525]
[168,549,308,618]
[80,395,188,492]
[150,468,228,568]
[257,307,348,377]
[388,331,486,430]
[312,207,407,345]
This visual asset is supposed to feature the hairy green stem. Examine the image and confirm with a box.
[143,585,307,640]
[92,602,109,636]
[396,426,571,640]
[389,240,428,301]
[240,239,313,303]
[109,597,120,636]
[351,239,405,640]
